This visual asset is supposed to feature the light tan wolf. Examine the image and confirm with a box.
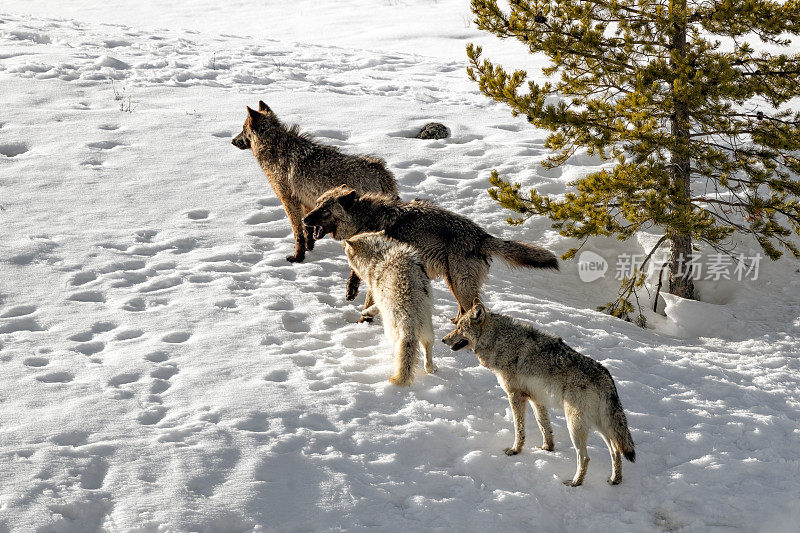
[231,102,397,264]
[302,186,558,321]
[343,232,436,386]
[442,301,636,486]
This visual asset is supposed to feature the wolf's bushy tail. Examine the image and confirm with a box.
[487,237,559,270]
[608,393,636,463]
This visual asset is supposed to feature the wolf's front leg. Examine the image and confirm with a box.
[360,304,379,320]
[504,391,527,455]
[358,289,376,323]
[346,270,360,300]
[280,196,307,263]
[530,400,554,451]
[301,205,316,251]
[422,340,437,374]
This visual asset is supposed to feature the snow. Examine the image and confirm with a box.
[1,3,799,532]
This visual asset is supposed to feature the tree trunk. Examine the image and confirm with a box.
[668,0,697,300]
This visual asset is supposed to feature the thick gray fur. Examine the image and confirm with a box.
[442,302,635,487]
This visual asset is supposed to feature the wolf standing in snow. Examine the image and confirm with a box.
[303,186,558,321]
[231,102,397,263]
[343,232,436,386]
[442,301,636,486]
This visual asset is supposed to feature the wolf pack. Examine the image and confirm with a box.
[232,102,636,487]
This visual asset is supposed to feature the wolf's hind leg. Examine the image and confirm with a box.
[601,433,623,485]
[530,400,554,451]
[564,407,590,487]
[504,391,527,455]
[388,335,418,386]
[445,260,485,323]
[419,323,437,374]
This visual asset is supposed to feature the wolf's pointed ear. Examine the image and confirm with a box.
[338,189,357,211]
[246,106,261,122]
[258,100,271,113]
[344,239,358,252]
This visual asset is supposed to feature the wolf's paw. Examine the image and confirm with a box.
[424,362,438,374]
[541,443,554,452]
[563,480,583,487]
[286,254,305,263]
[607,477,622,486]
[358,315,374,324]
[503,447,520,456]
[345,286,359,301]
[305,238,315,251]
[389,374,412,387]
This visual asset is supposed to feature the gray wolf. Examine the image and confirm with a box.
[442,301,635,486]
[302,186,558,320]
[343,232,436,386]
[231,102,397,263]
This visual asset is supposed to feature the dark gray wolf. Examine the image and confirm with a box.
[302,186,558,320]
[344,232,436,385]
[231,102,397,263]
[442,301,635,486]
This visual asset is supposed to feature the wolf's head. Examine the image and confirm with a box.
[231,101,277,151]
[342,232,390,273]
[302,185,359,241]
[442,300,487,352]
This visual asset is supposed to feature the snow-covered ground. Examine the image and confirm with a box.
[1,3,799,532]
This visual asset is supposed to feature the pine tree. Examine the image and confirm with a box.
[468,0,800,319]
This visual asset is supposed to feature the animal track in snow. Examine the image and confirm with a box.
[36,371,74,383]
[0,305,37,318]
[67,290,106,303]
[121,297,146,312]
[86,140,126,150]
[214,298,237,309]
[114,328,143,340]
[91,321,117,333]
[150,365,178,380]
[244,211,282,225]
[108,372,140,387]
[73,341,105,355]
[144,350,169,363]
[138,275,183,293]
[233,413,270,432]
[134,229,158,243]
[150,380,171,394]
[264,369,289,382]
[137,407,167,425]
[187,209,210,220]
[68,331,94,342]
[69,271,97,286]
[0,142,29,157]
[128,236,197,256]
[161,331,191,343]
[394,158,433,169]
[23,356,49,367]
[0,317,44,333]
